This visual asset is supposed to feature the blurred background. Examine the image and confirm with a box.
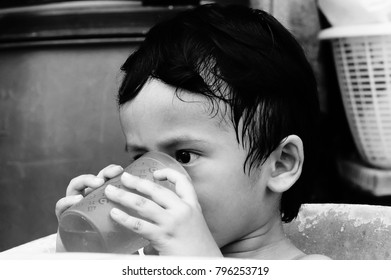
[1,0,391,252]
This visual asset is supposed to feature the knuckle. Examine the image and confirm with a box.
[55,198,69,218]
[68,176,79,186]
[67,175,95,195]
[162,218,176,233]
[135,196,148,208]
[105,164,122,173]
[105,165,118,173]
[55,199,63,213]
[178,203,193,217]
[136,178,158,192]
[174,204,196,223]
[152,181,163,190]
[82,174,95,180]
[180,173,192,183]
[98,165,116,177]
[69,174,92,185]
[102,164,115,172]
[165,205,193,230]
[172,171,191,184]
[132,219,143,232]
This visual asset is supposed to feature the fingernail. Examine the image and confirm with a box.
[111,208,122,216]
[115,165,124,171]
[105,184,116,193]
[95,177,105,184]
[121,172,133,180]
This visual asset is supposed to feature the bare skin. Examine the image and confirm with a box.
[56,78,330,259]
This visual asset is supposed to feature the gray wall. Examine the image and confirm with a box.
[0,44,135,251]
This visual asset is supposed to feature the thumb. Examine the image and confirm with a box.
[143,244,159,256]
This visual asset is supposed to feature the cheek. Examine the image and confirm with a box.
[190,162,253,213]
[190,163,262,245]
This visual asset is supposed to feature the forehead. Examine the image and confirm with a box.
[119,79,231,133]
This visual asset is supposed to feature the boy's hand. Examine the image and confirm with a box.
[104,169,222,257]
[55,164,124,220]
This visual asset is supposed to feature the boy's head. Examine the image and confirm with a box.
[117,3,319,230]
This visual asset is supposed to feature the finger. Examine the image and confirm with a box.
[120,172,180,208]
[105,184,165,222]
[66,175,104,196]
[83,187,96,196]
[110,208,161,241]
[55,195,83,219]
[153,168,198,204]
[143,244,159,256]
[97,164,124,180]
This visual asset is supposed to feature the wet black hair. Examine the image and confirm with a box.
[118,4,320,223]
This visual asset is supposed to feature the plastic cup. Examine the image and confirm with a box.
[58,151,188,254]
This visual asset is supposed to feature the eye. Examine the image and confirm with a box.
[175,150,199,165]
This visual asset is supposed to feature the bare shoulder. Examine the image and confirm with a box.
[298,254,332,260]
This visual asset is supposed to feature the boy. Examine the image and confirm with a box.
[56,4,329,259]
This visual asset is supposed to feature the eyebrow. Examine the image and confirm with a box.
[124,135,210,153]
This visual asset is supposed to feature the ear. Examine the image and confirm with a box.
[267,135,304,193]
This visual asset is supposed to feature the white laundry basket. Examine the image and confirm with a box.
[320,24,391,169]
